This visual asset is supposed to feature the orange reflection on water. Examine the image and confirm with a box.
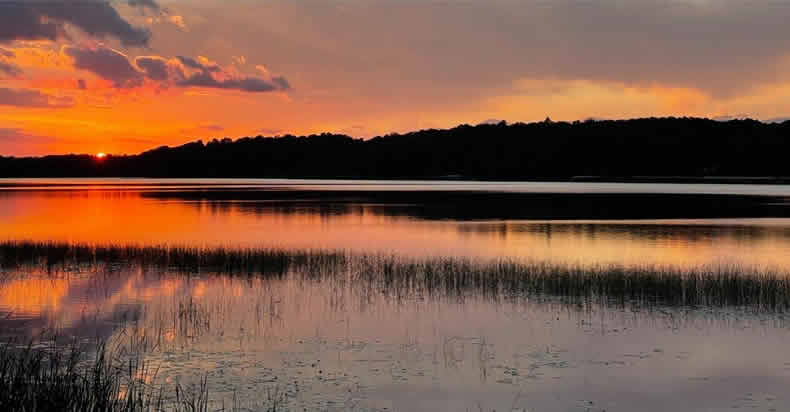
[1,185,790,270]
[4,182,790,411]
[0,277,70,317]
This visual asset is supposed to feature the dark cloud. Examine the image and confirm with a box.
[134,56,169,81]
[271,76,290,90]
[177,56,220,73]
[0,0,151,46]
[127,0,160,11]
[0,61,22,77]
[63,45,289,93]
[64,45,143,88]
[174,55,290,92]
[176,56,202,70]
[0,87,73,108]
[178,71,288,92]
[0,3,59,42]
[0,46,21,76]
[132,54,291,93]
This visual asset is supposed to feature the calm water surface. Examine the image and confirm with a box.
[2,179,790,411]
[2,178,790,268]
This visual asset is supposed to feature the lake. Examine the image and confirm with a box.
[2,179,790,411]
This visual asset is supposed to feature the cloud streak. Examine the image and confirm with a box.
[0,127,55,143]
[178,71,290,92]
[63,44,290,93]
[174,55,289,92]
[0,87,73,108]
[64,45,143,88]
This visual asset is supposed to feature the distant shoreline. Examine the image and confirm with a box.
[2,117,790,180]
[569,176,790,184]
[1,176,790,185]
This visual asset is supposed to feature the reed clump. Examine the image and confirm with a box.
[0,339,281,412]
[2,241,790,312]
[349,257,790,311]
[0,341,165,412]
[0,241,346,277]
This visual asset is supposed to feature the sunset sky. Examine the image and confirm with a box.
[2,0,790,156]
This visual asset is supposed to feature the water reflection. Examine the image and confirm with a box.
[2,263,790,411]
[1,181,790,269]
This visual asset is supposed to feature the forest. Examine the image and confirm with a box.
[2,117,790,180]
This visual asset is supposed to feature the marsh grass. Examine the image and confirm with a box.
[350,257,790,311]
[2,241,790,312]
[0,338,285,412]
[2,240,790,410]
[0,241,346,277]
[0,340,166,412]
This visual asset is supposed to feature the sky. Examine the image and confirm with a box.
[1,0,790,156]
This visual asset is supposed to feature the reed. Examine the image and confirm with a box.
[0,339,282,412]
[2,241,789,311]
[0,240,346,277]
[0,340,162,412]
[349,257,790,311]
[2,241,789,410]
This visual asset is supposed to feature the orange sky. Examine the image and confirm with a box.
[2,0,790,156]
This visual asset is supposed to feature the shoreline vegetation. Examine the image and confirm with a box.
[3,241,790,411]
[3,241,790,312]
[0,339,277,412]
[2,117,790,180]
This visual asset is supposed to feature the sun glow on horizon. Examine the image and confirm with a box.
[95,152,106,159]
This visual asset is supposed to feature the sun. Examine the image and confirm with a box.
[95,152,106,159]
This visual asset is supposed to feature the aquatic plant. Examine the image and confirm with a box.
[2,240,790,410]
[0,338,283,412]
[2,241,790,311]
[0,241,346,277]
[0,340,162,412]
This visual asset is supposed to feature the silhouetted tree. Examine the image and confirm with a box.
[1,117,789,180]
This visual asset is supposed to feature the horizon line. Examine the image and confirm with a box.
[2,115,789,159]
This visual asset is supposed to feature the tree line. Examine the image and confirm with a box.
[2,117,790,179]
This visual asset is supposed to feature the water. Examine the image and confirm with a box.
[3,178,790,268]
[2,179,790,411]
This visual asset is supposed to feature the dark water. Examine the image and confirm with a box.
[2,179,790,411]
